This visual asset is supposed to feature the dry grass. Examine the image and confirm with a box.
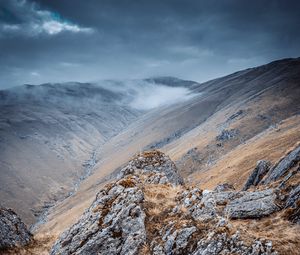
[118,177,136,188]
[0,233,58,255]
[232,214,300,255]
[189,115,300,190]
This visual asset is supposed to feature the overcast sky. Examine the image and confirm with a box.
[0,0,299,89]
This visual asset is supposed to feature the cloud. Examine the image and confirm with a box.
[96,79,196,110]
[129,84,195,110]
[0,0,300,88]
[0,0,94,37]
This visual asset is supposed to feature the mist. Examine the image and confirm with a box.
[0,78,197,111]
[96,79,196,110]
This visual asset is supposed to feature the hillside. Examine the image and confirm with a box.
[2,149,299,254]
[37,58,300,239]
[0,79,195,224]
[0,58,299,254]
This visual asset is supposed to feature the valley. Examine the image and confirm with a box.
[0,58,300,254]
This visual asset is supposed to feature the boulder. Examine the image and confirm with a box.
[0,207,32,250]
[263,144,300,184]
[225,189,279,219]
[214,183,235,192]
[243,160,271,190]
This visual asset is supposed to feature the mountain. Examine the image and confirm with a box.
[0,58,300,254]
[33,58,300,238]
[0,79,195,224]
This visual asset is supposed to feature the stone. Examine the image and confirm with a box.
[285,185,300,208]
[216,129,238,142]
[263,144,300,184]
[50,150,280,255]
[225,189,279,219]
[243,160,271,190]
[118,150,184,185]
[50,184,146,255]
[0,207,32,250]
[214,183,235,192]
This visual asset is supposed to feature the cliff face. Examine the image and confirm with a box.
[50,150,300,255]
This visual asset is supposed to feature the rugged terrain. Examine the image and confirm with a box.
[0,79,195,224]
[36,58,300,240]
[0,58,299,254]
[2,149,299,254]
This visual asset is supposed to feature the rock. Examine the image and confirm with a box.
[216,129,238,142]
[227,110,244,122]
[243,160,271,190]
[263,144,300,184]
[202,190,242,207]
[214,183,235,192]
[51,183,146,255]
[225,189,279,219]
[0,207,32,250]
[51,151,280,255]
[278,166,300,189]
[284,184,300,223]
[285,185,300,209]
[119,150,184,185]
[192,231,278,255]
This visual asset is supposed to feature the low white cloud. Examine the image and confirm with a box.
[97,80,196,110]
[129,84,195,110]
[0,0,94,37]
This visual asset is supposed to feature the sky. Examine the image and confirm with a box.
[0,0,300,89]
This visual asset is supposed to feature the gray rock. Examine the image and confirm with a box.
[278,166,300,189]
[285,185,300,208]
[0,207,32,250]
[50,184,146,255]
[225,189,279,219]
[119,150,184,185]
[192,232,278,255]
[243,160,271,190]
[214,183,235,192]
[263,145,300,184]
[50,150,280,255]
[216,129,238,142]
[284,184,300,223]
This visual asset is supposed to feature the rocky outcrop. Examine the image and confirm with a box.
[216,129,238,142]
[51,151,281,255]
[118,150,184,185]
[282,185,300,224]
[0,207,32,250]
[243,160,271,190]
[225,189,279,219]
[192,231,276,255]
[263,144,300,184]
[51,179,146,255]
[51,151,183,255]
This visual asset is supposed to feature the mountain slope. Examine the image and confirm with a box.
[0,79,196,224]
[37,58,300,239]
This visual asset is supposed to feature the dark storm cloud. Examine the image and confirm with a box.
[0,0,300,88]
